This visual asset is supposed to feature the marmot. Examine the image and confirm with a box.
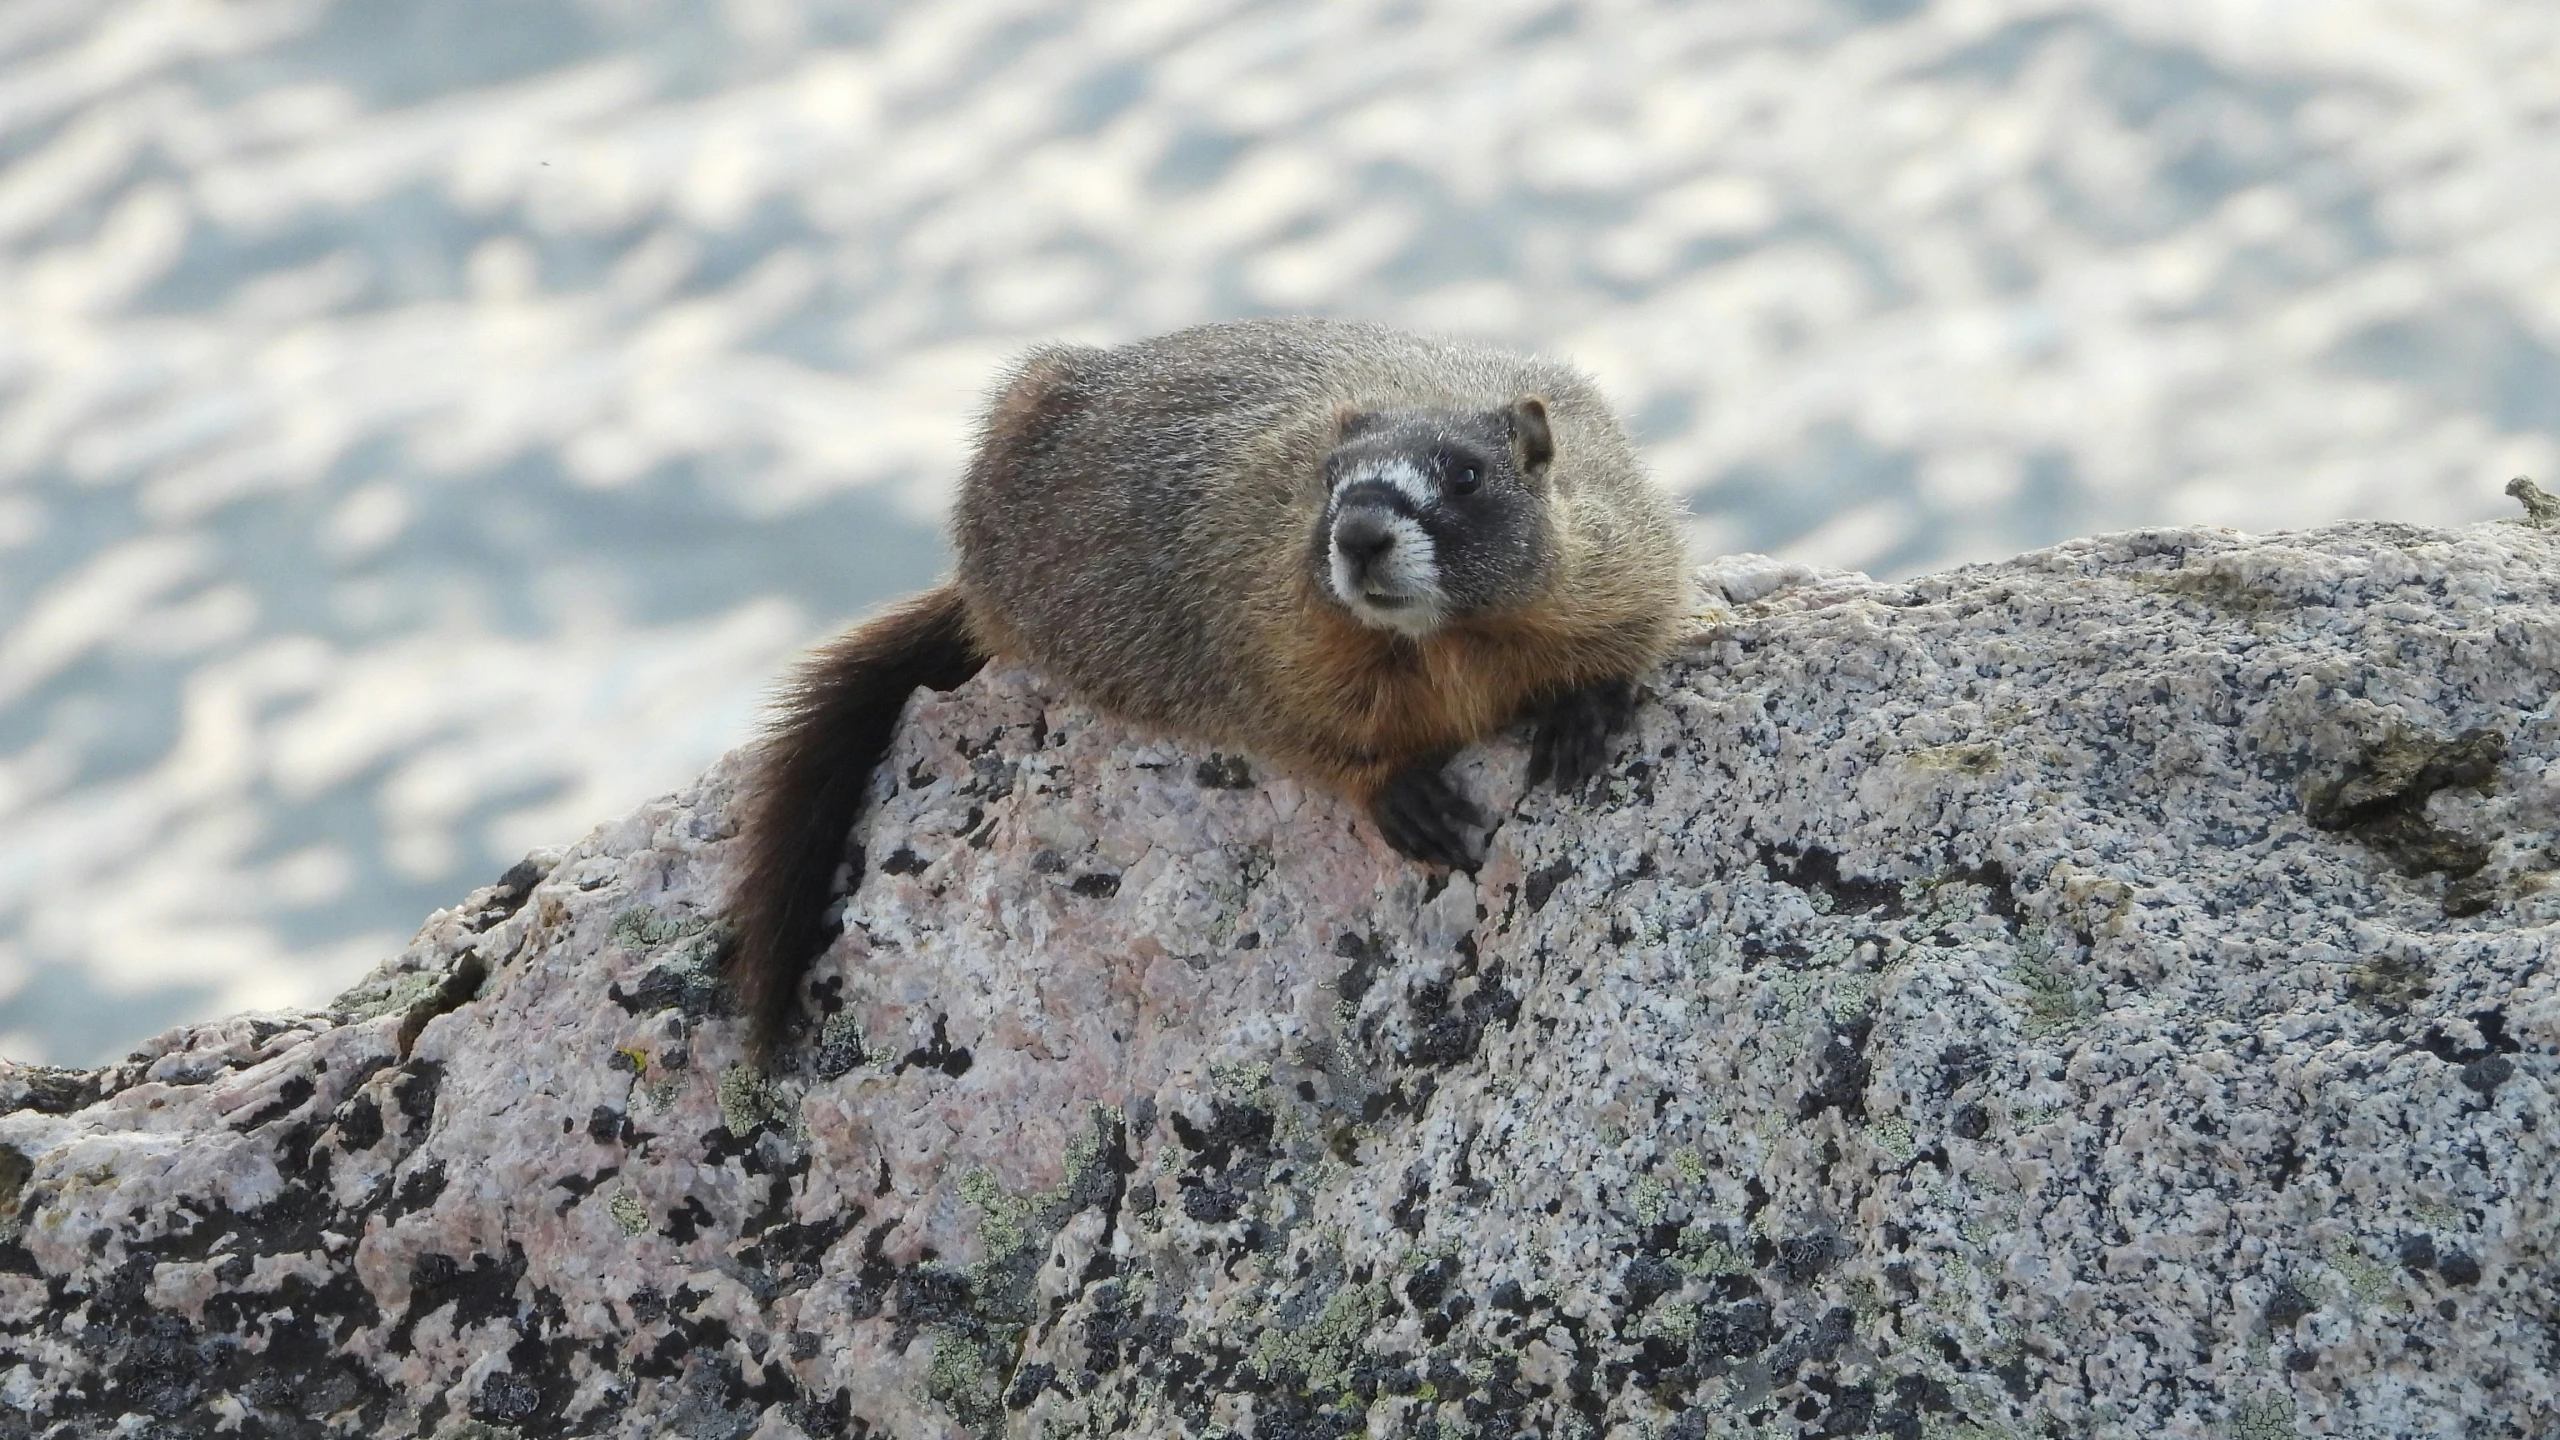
[727,317,1687,1054]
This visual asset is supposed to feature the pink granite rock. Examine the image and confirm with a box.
[4,520,2557,1439]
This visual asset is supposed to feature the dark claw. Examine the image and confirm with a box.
[1370,764,1487,870]
[1526,678,1638,793]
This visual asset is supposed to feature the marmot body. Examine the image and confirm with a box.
[730,317,1687,1054]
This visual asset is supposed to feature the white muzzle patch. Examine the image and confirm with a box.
[1328,497,1446,637]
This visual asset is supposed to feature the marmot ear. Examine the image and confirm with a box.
[1507,396,1554,480]
[1334,403,1379,440]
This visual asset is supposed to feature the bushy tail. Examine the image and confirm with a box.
[727,583,984,1057]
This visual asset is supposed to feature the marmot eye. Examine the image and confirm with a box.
[1447,461,1482,496]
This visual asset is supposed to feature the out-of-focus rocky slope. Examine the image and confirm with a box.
[3,518,2557,1438]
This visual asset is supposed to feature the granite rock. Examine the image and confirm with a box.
[3,520,2557,1439]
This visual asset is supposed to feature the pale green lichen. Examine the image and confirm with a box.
[1671,1148,1709,1186]
[2328,1244,2397,1306]
[716,1063,793,1136]
[1034,1382,1164,1439]
[1675,1224,1750,1278]
[1678,932,1733,976]
[1828,973,1875,1022]
[1617,910,1671,947]
[2348,952,2429,1013]
[2227,1391,2298,1440]
[1634,1300,1699,1341]
[958,1169,1040,1285]
[1628,1173,1672,1225]
[608,905,705,952]
[606,1187,648,1237]
[926,1327,1004,1434]
[817,1010,870,1070]
[1847,1276,1884,1327]
[1909,742,2000,775]
[931,1103,1135,1417]
[1869,1115,1919,1166]
[1210,1059,1274,1099]
[2010,929,2094,1036]
[336,968,444,1023]
[1249,1281,1385,1395]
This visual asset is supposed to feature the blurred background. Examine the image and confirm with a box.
[4,0,2556,1065]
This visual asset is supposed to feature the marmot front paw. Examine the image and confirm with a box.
[1525,677,1637,794]
[1369,764,1489,870]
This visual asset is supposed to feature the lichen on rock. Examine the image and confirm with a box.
[3,520,2557,1438]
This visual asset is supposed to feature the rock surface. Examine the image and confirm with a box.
[4,519,2558,1440]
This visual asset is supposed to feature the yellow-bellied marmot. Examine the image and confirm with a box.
[727,317,1686,1053]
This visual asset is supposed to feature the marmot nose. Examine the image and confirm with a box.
[1334,511,1395,569]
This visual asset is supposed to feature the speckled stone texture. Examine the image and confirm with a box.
[4,520,2557,1440]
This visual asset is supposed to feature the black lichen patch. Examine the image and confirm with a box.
[1172,1097,1278,1228]
[895,1014,974,1078]
[1005,1360,1061,1409]
[4,1064,103,1115]
[1195,754,1255,789]
[1396,965,1520,1069]
[1080,1279,1188,1376]
[334,1093,387,1152]
[1773,1232,1842,1286]
[1524,859,1574,912]
[1798,1012,1876,1121]
[2459,1055,2517,1096]
[386,1161,448,1221]
[0,1142,32,1221]
[548,1167,620,1216]
[1069,872,1122,899]
[2303,726,2505,908]
[395,948,490,1054]
[391,1059,444,1130]
[1331,930,1390,1006]
[467,855,550,931]
[1694,1298,1775,1360]
[2398,1232,2439,1272]
[2421,1007,2523,1065]
[663,1196,717,1244]
[2263,1278,2319,1331]
[395,1244,530,1348]
[890,1265,977,1347]
[608,952,733,1020]
[1935,1042,1991,1094]
[1617,1253,1682,1312]
[1762,845,1907,919]
[1171,1098,1278,1174]
[1387,1162,1432,1236]
[234,1074,317,1133]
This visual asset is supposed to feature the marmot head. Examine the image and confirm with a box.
[1312,397,1560,638]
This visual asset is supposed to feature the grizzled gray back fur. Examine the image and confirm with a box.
[952,316,1650,744]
